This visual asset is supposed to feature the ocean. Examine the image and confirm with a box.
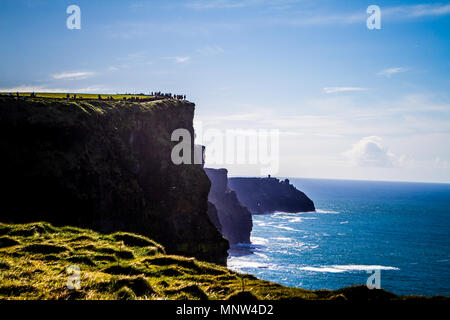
[227,178,450,296]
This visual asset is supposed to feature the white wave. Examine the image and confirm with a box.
[315,209,340,214]
[250,236,269,245]
[300,264,400,273]
[254,252,269,260]
[228,260,273,271]
[272,225,298,232]
[300,267,346,273]
[288,217,318,223]
[332,265,400,271]
[288,217,304,223]
[273,211,308,216]
[340,221,349,224]
[271,237,292,241]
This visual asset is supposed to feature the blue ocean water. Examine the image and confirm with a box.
[227,178,450,296]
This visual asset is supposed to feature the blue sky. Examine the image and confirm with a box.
[1,0,450,182]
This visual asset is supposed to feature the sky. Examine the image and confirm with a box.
[0,0,449,183]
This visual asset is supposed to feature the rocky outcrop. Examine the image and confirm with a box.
[228,177,315,214]
[0,96,228,264]
[205,168,252,245]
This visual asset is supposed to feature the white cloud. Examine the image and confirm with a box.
[197,45,225,55]
[175,56,191,63]
[434,157,449,169]
[323,87,368,94]
[52,71,96,80]
[0,85,114,94]
[0,85,66,93]
[344,136,407,167]
[384,4,450,18]
[163,56,191,63]
[377,67,408,77]
[187,0,287,9]
[272,3,450,27]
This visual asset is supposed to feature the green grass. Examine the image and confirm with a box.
[0,92,156,100]
[0,222,442,301]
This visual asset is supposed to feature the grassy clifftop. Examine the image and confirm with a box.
[0,222,436,301]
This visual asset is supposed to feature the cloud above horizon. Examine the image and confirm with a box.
[163,56,191,63]
[0,85,113,94]
[52,72,96,80]
[186,1,450,20]
[270,3,450,26]
[377,67,408,77]
[323,87,368,94]
[344,136,407,167]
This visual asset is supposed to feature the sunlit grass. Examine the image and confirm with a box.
[0,222,429,301]
[0,92,155,100]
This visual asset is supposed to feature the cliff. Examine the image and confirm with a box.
[204,168,252,245]
[0,96,228,264]
[228,177,315,214]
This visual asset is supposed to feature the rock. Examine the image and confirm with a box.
[228,177,315,214]
[205,168,252,245]
[0,96,228,264]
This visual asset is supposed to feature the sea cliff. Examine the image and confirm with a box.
[0,96,228,264]
[228,177,315,214]
[204,168,252,245]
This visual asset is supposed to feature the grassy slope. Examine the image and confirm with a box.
[0,222,438,301]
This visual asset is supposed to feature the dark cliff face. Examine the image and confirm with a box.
[0,96,228,265]
[205,168,252,245]
[228,177,315,214]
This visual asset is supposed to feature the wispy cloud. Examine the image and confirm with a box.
[197,45,225,55]
[272,3,450,26]
[187,0,287,9]
[0,85,112,93]
[0,85,66,93]
[377,67,408,77]
[52,71,96,80]
[175,56,191,63]
[323,87,368,94]
[163,56,191,63]
[108,52,153,70]
[384,4,450,18]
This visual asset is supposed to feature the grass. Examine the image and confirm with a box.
[0,92,156,100]
[0,222,444,301]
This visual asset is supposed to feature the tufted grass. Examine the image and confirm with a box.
[0,222,435,301]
